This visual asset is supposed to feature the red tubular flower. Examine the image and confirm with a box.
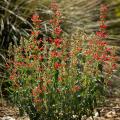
[54,62,61,69]
[31,14,42,23]
[88,40,93,45]
[54,26,62,36]
[54,38,62,47]
[106,47,111,51]
[15,62,25,66]
[76,47,82,52]
[100,15,107,19]
[105,47,111,53]
[51,51,61,58]
[33,98,42,103]
[84,49,92,55]
[32,86,42,97]
[29,55,33,59]
[112,63,117,70]
[96,31,108,38]
[100,54,110,61]
[58,77,62,81]
[51,51,56,57]
[48,37,53,43]
[93,53,100,60]
[32,89,37,96]
[31,31,40,36]
[33,55,38,60]
[47,80,52,84]
[100,24,107,29]
[10,74,15,81]
[72,85,81,93]
[39,38,43,43]
[39,55,44,61]
[39,46,44,51]
[42,85,47,92]
[100,4,108,12]
[5,63,10,69]
[55,10,61,17]
[97,41,107,46]
[50,19,62,26]
[74,85,80,91]
[31,14,39,21]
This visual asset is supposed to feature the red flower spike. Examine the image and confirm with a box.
[51,0,59,11]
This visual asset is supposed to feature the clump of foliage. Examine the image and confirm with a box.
[6,1,117,120]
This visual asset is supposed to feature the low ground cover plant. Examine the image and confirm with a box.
[6,1,117,120]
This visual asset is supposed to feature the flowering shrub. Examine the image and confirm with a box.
[6,2,117,120]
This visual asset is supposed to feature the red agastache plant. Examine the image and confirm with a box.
[6,1,118,120]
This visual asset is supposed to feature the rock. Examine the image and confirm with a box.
[72,115,78,119]
[105,110,116,118]
[1,116,15,120]
[17,116,30,120]
[81,115,87,120]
